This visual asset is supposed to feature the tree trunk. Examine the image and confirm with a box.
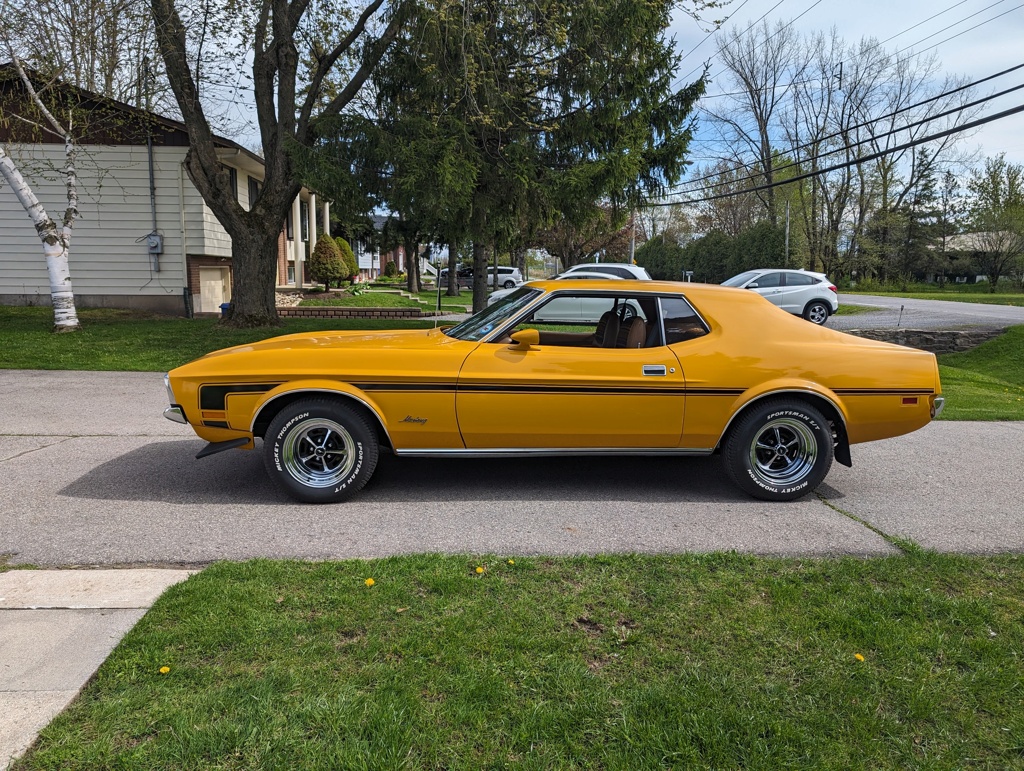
[472,241,490,312]
[224,227,281,326]
[406,239,421,293]
[0,145,81,332]
[514,245,527,279]
[446,242,460,296]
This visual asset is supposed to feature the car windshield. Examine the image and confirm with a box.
[722,271,760,287]
[444,286,542,341]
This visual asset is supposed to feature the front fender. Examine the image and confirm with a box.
[248,380,391,441]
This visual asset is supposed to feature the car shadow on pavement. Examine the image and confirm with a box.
[58,439,748,504]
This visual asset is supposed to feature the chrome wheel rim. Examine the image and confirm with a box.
[282,418,357,488]
[807,304,828,324]
[749,418,817,487]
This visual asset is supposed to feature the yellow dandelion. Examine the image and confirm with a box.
[507,559,515,565]
[159,666,170,674]
[365,578,375,587]
[475,566,485,574]
[854,653,865,662]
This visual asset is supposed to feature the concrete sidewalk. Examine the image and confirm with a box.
[0,569,194,769]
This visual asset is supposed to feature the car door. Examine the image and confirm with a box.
[778,272,816,313]
[456,294,685,449]
[745,272,783,308]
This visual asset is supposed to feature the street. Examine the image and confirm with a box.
[2,368,1022,565]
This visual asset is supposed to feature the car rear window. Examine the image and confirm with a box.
[660,297,708,345]
[785,273,817,286]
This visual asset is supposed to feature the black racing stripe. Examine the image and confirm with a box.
[456,383,688,395]
[358,383,458,392]
[203,420,230,428]
[833,388,935,396]
[199,383,281,410]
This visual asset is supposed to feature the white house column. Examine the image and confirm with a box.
[321,200,330,234]
[291,195,302,287]
[308,193,317,255]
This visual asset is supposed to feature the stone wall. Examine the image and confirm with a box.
[277,306,439,318]
[844,328,1006,354]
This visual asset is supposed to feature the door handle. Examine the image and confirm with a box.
[642,365,667,376]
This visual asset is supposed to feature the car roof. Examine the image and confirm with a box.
[528,278,741,297]
[747,268,828,277]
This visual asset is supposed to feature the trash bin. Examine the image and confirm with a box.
[219,302,231,317]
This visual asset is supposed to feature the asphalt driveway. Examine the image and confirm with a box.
[1,369,1022,565]
[830,292,1024,330]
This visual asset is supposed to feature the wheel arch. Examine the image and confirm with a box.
[716,387,852,467]
[251,384,394,451]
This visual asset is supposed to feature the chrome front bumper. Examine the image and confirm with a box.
[164,406,187,424]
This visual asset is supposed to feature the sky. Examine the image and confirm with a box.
[666,0,1024,179]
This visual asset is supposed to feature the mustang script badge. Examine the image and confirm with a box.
[401,415,428,425]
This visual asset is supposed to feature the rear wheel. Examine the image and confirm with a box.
[722,399,833,501]
[263,398,378,503]
[803,301,830,325]
[503,280,516,288]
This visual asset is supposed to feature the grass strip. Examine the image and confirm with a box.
[16,554,1024,770]
[937,325,1024,420]
[845,291,1024,307]
[0,307,436,372]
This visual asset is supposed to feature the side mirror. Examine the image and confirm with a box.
[746,283,759,289]
[510,329,540,348]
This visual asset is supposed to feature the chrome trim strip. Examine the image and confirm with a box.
[249,388,396,447]
[642,365,667,377]
[396,447,714,458]
[714,388,849,449]
[163,406,187,424]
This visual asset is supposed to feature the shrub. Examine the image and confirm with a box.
[383,260,399,277]
[335,237,359,281]
[308,235,346,288]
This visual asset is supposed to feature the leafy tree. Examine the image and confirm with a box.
[680,230,734,284]
[635,236,685,280]
[966,154,1024,291]
[308,234,345,288]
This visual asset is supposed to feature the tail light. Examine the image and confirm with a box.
[828,284,838,293]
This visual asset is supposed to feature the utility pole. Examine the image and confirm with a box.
[628,210,636,264]
[784,200,790,268]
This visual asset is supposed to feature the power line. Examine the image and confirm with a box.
[664,62,1024,193]
[650,101,1024,207]
[698,0,1020,101]
[675,0,756,68]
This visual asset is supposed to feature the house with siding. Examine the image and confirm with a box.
[0,66,328,315]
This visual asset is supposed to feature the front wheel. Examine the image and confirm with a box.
[803,301,830,325]
[503,280,516,289]
[263,398,379,503]
[722,399,834,501]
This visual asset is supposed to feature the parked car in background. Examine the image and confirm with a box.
[722,269,838,325]
[164,278,943,504]
[562,262,652,280]
[440,266,523,289]
[488,271,638,322]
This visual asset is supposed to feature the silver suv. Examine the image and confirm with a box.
[722,269,838,325]
[562,262,652,280]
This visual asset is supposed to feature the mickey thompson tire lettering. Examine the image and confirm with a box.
[722,398,834,503]
[263,398,379,504]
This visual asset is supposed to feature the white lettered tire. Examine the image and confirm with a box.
[722,399,833,501]
[263,398,379,503]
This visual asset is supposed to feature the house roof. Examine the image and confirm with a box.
[0,63,264,169]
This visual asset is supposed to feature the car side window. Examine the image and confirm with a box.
[784,273,815,286]
[752,272,782,288]
[501,294,650,348]
[661,297,708,345]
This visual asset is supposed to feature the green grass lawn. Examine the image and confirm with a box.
[0,307,436,371]
[937,325,1024,420]
[300,289,472,311]
[15,553,1024,770]
[834,304,883,315]
[846,291,1024,307]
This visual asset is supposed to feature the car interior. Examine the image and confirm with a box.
[496,294,708,349]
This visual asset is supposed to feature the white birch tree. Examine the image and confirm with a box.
[0,57,82,331]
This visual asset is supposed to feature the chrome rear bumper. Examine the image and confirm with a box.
[931,396,945,419]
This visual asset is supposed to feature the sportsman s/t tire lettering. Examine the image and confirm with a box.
[263,397,379,503]
[722,399,834,502]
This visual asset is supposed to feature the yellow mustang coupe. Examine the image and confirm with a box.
[163,279,943,503]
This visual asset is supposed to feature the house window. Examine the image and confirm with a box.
[286,209,294,241]
[248,177,261,211]
[287,265,295,284]
[221,165,238,199]
[300,202,309,242]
